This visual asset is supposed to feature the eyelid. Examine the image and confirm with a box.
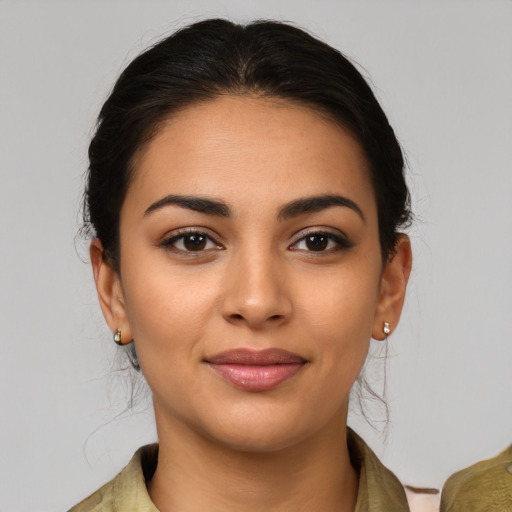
[159,227,224,252]
[289,228,353,251]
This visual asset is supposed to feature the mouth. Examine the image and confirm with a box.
[205,348,307,392]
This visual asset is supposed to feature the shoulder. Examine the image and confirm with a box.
[440,444,512,512]
[67,479,114,512]
[67,444,159,512]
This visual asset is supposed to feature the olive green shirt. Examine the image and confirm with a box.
[440,444,512,512]
[68,429,410,512]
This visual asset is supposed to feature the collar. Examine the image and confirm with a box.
[347,428,409,511]
[69,429,409,512]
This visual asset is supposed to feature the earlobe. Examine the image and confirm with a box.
[90,239,133,343]
[372,234,412,340]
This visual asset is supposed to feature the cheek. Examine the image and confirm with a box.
[296,258,381,376]
[120,258,222,364]
[120,264,223,414]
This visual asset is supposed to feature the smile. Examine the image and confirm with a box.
[205,348,307,392]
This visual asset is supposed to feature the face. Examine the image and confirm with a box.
[92,96,411,452]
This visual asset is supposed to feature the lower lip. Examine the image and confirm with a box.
[207,363,304,392]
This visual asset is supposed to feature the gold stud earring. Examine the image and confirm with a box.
[383,322,391,336]
[113,329,123,345]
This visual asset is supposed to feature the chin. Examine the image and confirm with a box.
[195,402,336,454]
[206,424,310,454]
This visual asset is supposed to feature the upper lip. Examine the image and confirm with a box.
[206,348,306,365]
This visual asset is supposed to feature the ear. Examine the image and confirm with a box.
[372,234,412,340]
[90,239,133,344]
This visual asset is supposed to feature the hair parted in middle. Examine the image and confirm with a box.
[84,18,411,272]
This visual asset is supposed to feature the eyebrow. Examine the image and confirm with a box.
[144,193,364,222]
[278,194,365,222]
[144,195,231,218]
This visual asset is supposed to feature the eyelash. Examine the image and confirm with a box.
[160,229,352,255]
[289,231,353,253]
[160,229,223,253]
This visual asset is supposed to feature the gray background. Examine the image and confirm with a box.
[1,1,511,510]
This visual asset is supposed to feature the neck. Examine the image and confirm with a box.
[147,408,358,512]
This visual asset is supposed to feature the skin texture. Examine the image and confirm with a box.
[91,96,412,512]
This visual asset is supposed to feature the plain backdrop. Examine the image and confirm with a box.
[1,1,511,510]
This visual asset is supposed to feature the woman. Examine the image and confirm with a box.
[71,18,413,511]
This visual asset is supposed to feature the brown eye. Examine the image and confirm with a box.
[161,231,223,253]
[290,231,353,253]
[183,234,207,251]
[305,235,329,251]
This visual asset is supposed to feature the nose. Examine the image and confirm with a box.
[221,250,292,329]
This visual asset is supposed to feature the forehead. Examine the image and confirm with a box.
[127,95,375,217]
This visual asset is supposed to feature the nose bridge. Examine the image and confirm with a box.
[222,238,291,327]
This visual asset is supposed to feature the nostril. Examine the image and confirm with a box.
[228,313,283,323]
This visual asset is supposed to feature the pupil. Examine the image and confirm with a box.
[184,235,206,251]
[306,235,328,251]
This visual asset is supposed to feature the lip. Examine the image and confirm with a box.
[205,348,307,392]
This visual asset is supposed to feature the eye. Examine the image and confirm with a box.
[161,231,223,253]
[290,231,352,252]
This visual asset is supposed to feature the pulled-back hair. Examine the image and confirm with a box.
[84,18,411,271]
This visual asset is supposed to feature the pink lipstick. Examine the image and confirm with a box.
[205,348,306,392]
